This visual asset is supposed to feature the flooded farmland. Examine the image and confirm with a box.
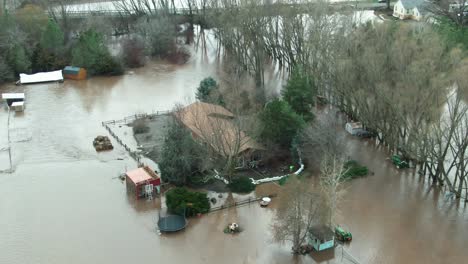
[1,31,468,264]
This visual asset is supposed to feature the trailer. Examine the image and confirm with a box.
[18,70,63,85]
[2,93,25,106]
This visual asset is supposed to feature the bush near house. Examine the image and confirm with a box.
[165,187,210,217]
[228,176,255,193]
[342,160,368,180]
[132,119,150,134]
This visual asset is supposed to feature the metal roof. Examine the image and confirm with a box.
[309,225,335,241]
[11,101,24,106]
[126,166,160,185]
[400,0,426,9]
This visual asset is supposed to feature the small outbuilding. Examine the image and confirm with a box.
[125,166,161,199]
[2,93,25,107]
[11,101,25,112]
[308,225,335,252]
[345,122,363,135]
[63,66,87,80]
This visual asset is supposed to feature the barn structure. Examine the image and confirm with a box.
[125,166,161,199]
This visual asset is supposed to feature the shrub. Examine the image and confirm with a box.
[139,17,176,57]
[122,37,145,68]
[187,173,214,186]
[342,160,368,180]
[0,58,14,83]
[165,187,210,217]
[278,175,289,186]
[132,119,150,134]
[228,176,255,193]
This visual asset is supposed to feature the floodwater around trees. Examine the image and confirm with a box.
[1,31,468,264]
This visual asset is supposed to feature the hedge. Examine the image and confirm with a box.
[228,176,256,193]
[165,187,210,217]
[342,160,368,180]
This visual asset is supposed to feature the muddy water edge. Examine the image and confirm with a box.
[1,33,468,264]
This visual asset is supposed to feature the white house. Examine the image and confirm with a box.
[393,0,427,21]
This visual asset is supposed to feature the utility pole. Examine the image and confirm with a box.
[6,106,12,172]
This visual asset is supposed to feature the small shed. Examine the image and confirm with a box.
[11,101,25,112]
[2,93,25,106]
[345,122,363,135]
[308,225,335,251]
[63,66,87,80]
[125,166,161,199]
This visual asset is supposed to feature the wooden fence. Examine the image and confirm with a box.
[101,110,171,165]
[209,194,277,213]
[102,110,171,126]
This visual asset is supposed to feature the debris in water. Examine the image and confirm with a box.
[93,136,113,151]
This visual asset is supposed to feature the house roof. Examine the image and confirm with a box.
[400,0,426,9]
[309,225,335,241]
[176,102,264,157]
[126,166,160,185]
[64,66,82,74]
[347,122,362,129]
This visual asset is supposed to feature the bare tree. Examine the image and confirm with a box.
[272,177,324,254]
[320,154,346,227]
[301,108,346,162]
[429,0,468,27]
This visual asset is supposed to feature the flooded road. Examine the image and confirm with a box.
[1,33,468,264]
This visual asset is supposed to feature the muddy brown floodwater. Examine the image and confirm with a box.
[1,31,468,264]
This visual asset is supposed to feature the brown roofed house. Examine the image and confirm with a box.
[175,102,264,167]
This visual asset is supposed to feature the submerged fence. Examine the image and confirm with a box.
[209,194,277,213]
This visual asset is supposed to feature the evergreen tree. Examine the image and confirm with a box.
[72,29,122,75]
[159,119,203,185]
[259,99,305,148]
[196,77,224,105]
[282,67,316,122]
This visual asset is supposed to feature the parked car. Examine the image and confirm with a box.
[355,130,374,138]
[378,0,386,3]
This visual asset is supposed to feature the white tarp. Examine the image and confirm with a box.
[2,93,25,100]
[19,70,63,84]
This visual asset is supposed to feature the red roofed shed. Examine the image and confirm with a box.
[125,166,161,199]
